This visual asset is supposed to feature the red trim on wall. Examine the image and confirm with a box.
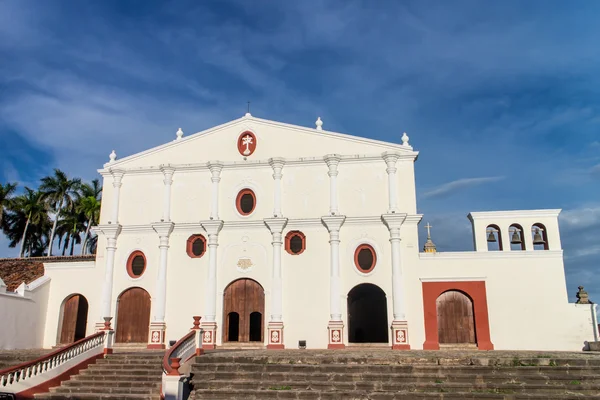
[284,231,306,255]
[126,251,146,278]
[186,234,207,258]
[147,343,166,349]
[237,131,257,156]
[354,244,377,273]
[236,188,256,216]
[422,281,494,350]
[392,344,411,350]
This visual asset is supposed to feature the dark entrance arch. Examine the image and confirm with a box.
[115,287,151,343]
[223,279,264,343]
[347,283,388,343]
[436,290,476,345]
[59,294,89,344]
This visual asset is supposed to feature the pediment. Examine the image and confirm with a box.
[101,115,416,171]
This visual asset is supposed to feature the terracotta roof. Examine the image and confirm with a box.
[0,259,45,292]
[0,255,94,292]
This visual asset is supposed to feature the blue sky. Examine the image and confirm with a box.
[1,0,598,301]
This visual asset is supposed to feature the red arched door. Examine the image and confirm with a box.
[223,279,264,343]
[116,287,151,343]
[59,294,89,344]
[436,290,476,344]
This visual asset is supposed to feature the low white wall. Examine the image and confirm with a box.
[0,276,50,350]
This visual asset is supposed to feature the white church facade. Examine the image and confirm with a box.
[16,113,598,351]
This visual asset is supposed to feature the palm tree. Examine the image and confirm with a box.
[0,182,17,232]
[40,169,81,256]
[77,179,102,255]
[6,188,50,257]
[55,206,86,256]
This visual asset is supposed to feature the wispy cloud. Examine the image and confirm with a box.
[422,177,505,199]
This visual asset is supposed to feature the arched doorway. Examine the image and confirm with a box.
[436,290,476,345]
[59,294,89,344]
[347,283,388,343]
[223,279,264,343]
[116,287,151,343]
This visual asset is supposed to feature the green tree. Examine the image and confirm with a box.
[0,182,18,232]
[77,179,102,255]
[40,169,81,256]
[6,188,50,257]
[55,205,86,256]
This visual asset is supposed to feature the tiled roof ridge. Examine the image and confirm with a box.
[0,255,96,263]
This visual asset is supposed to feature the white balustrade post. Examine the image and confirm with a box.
[268,158,285,217]
[95,224,122,332]
[324,155,341,215]
[382,152,400,213]
[110,170,124,223]
[207,161,223,220]
[199,220,223,349]
[321,215,346,349]
[149,222,174,349]
[382,213,411,349]
[264,217,288,349]
[161,165,175,221]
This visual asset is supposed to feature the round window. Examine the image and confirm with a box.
[236,189,256,216]
[285,231,306,255]
[187,235,206,258]
[354,244,376,273]
[127,251,146,278]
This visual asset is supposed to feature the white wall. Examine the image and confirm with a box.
[0,277,50,349]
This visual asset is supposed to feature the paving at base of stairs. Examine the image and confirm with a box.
[0,349,52,371]
[17,348,600,399]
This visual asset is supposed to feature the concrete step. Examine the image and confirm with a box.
[61,379,162,388]
[195,370,600,385]
[48,385,157,395]
[78,368,162,376]
[193,379,600,395]
[190,388,600,399]
[70,373,161,382]
[192,362,600,376]
[37,394,159,399]
[0,349,52,370]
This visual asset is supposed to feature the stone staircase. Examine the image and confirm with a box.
[0,349,51,370]
[35,350,164,399]
[189,349,600,399]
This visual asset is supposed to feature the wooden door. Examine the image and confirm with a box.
[223,279,264,342]
[60,295,80,344]
[436,290,476,344]
[116,288,151,343]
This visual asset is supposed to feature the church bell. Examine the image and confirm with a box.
[487,230,497,242]
[532,228,545,245]
[510,229,522,244]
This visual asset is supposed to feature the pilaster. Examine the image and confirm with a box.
[268,158,285,218]
[160,165,175,222]
[109,169,125,224]
[322,215,346,349]
[148,221,175,349]
[200,219,224,349]
[382,152,400,213]
[207,161,223,220]
[95,223,122,325]
[381,213,410,350]
[264,217,288,349]
[324,154,342,215]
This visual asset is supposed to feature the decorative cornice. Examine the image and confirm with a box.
[381,213,408,230]
[419,250,563,260]
[321,215,346,232]
[94,224,122,239]
[419,276,487,282]
[263,217,288,234]
[152,221,175,238]
[468,209,562,221]
[200,220,224,236]
[98,153,418,176]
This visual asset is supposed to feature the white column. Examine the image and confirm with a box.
[207,161,223,220]
[264,218,288,349]
[322,215,346,349]
[200,220,223,349]
[160,165,175,221]
[268,158,285,217]
[152,223,174,322]
[382,213,410,349]
[110,170,124,223]
[148,222,174,348]
[324,155,341,215]
[382,152,400,213]
[96,224,122,323]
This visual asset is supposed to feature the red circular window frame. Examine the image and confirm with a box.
[236,188,256,216]
[186,235,207,258]
[354,244,377,273]
[237,131,257,157]
[285,231,306,255]
[126,251,147,278]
